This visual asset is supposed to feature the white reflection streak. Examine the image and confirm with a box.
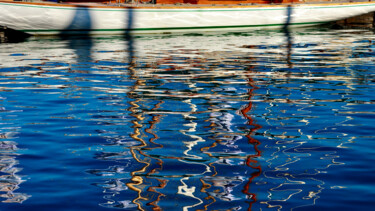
[182,122,205,160]
[0,101,30,204]
[263,93,326,209]
[262,80,355,210]
[0,140,30,203]
[179,98,210,173]
[176,97,210,210]
[178,177,203,211]
[181,99,204,159]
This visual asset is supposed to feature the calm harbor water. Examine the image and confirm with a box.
[0,28,374,210]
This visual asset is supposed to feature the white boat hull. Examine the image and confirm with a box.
[1,1,375,35]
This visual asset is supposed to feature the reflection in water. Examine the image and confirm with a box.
[0,104,29,203]
[0,141,28,203]
[241,75,262,210]
[85,37,269,209]
[125,7,135,65]
[88,33,297,210]
[67,37,93,63]
[85,32,352,210]
[0,28,374,210]
[283,5,293,68]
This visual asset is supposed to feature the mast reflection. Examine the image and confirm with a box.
[241,75,262,210]
[126,74,167,210]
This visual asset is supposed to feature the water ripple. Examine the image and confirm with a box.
[0,29,374,210]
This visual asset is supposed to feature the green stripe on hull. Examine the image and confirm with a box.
[20,21,328,33]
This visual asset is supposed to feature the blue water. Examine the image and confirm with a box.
[0,28,374,210]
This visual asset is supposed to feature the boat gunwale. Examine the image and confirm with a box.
[1,0,375,10]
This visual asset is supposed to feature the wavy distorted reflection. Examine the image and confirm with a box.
[0,101,30,203]
[82,30,361,210]
[132,43,263,210]
[1,27,374,210]
[85,38,267,210]
[126,70,164,210]
[257,69,344,209]
[241,75,262,210]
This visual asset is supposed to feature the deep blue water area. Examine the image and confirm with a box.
[0,28,374,210]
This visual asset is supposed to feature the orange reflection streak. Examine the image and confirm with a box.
[240,77,262,211]
[144,105,168,210]
[144,103,164,150]
[198,178,216,211]
[127,149,149,211]
[127,73,167,210]
[126,73,149,210]
[146,178,167,211]
[128,118,164,211]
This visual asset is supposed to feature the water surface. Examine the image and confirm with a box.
[0,28,374,210]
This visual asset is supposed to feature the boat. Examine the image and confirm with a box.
[1,0,375,35]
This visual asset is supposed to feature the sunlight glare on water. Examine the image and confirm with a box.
[0,28,374,210]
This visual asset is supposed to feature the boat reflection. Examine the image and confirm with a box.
[85,29,353,210]
[85,34,266,209]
